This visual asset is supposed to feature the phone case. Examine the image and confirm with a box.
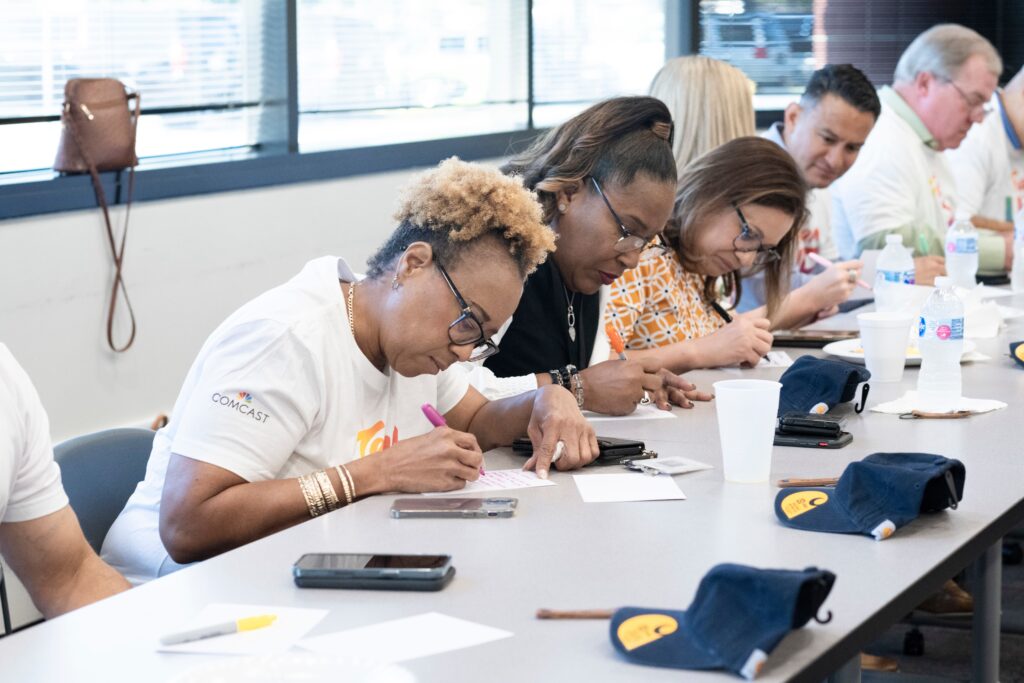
[773,431,852,449]
[294,566,456,591]
[511,436,655,466]
[390,497,517,519]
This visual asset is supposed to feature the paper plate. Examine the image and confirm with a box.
[822,338,977,367]
[171,654,416,683]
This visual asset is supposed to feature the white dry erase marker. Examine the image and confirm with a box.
[552,440,565,464]
[160,614,277,646]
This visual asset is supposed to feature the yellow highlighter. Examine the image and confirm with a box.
[160,614,277,646]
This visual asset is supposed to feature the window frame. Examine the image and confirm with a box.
[0,0,704,220]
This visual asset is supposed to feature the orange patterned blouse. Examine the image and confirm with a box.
[606,249,727,350]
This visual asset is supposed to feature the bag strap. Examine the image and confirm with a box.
[64,91,141,353]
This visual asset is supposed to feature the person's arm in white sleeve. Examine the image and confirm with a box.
[461,315,543,400]
[0,348,129,617]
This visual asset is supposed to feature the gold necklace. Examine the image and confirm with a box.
[347,281,356,336]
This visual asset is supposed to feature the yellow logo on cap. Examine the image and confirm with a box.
[616,614,679,651]
[1015,345,1024,363]
[780,491,829,520]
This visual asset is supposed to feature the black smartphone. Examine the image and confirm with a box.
[837,298,874,313]
[773,431,853,449]
[777,412,845,438]
[771,329,859,348]
[293,553,455,591]
[511,436,656,466]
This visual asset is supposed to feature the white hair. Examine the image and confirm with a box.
[893,23,1002,84]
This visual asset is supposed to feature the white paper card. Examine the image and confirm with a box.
[631,456,714,476]
[158,604,328,655]
[584,404,676,422]
[572,472,686,502]
[757,351,794,368]
[298,612,512,663]
[422,469,555,496]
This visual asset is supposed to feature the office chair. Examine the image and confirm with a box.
[53,427,154,554]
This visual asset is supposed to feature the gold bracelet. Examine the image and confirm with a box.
[342,464,356,501]
[298,474,326,518]
[306,474,328,517]
[313,470,339,512]
[334,465,353,505]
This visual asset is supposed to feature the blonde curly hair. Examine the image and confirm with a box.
[367,157,555,279]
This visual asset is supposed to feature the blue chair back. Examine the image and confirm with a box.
[53,427,154,554]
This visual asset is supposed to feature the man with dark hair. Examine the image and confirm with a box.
[738,64,879,314]
[767,64,879,269]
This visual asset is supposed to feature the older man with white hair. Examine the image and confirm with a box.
[946,65,1024,267]
[832,24,1008,283]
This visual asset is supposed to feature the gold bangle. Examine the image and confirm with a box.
[334,465,353,505]
[298,474,325,518]
[342,464,356,501]
[313,470,339,512]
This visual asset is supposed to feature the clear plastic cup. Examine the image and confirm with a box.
[713,380,781,483]
[857,312,914,382]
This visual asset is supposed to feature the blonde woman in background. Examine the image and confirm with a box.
[649,55,756,174]
[646,55,863,337]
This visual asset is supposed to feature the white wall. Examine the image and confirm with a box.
[0,165,452,442]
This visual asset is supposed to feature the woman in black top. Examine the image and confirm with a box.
[483,97,712,415]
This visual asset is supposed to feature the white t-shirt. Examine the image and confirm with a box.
[101,256,471,584]
[946,92,1024,222]
[832,89,958,259]
[0,344,68,525]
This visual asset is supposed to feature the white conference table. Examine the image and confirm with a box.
[1,294,1022,683]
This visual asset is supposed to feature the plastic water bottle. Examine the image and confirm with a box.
[1013,208,1024,293]
[874,234,915,312]
[917,276,964,412]
[944,219,979,289]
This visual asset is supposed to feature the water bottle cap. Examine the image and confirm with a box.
[934,276,952,289]
[885,235,903,245]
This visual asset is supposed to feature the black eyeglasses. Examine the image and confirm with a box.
[733,204,781,266]
[590,177,666,254]
[435,260,499,362]
[943,78,993,117]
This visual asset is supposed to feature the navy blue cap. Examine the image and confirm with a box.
[777,355,870,416]
[610,563,835,680]
[1011,341,1024,368]
[775,453,965,540]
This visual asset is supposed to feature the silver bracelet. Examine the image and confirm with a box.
[569,366,584,408]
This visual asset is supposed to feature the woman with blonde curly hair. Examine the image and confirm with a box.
[102,158,597,584]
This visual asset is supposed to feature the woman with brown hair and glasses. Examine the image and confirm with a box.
[606,136,809,369]
[470,96,712,416]
[102,158,597,585]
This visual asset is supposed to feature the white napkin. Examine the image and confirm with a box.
[870,390,1007,415]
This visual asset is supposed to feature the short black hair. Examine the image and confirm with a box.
[801,64,881,119]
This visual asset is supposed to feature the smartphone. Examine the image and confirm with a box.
[293,553,455,591]
[772,329,859,348]
[837,298,874,314]
[773,431,853,449]
[777,412,845,438]
[511,436,656,466]
[390,497,517,519]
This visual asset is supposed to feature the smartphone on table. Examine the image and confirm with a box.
[390,497,517,519]
[293,552,455,591]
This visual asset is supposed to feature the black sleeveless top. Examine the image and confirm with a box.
[484,259,600,377]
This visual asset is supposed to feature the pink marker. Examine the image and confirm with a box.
[421,403,485,476]
[806,252,873,291]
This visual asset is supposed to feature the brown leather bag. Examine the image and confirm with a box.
[55,78,141,352]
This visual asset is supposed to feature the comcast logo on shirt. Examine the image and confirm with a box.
[211,390,270,424]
